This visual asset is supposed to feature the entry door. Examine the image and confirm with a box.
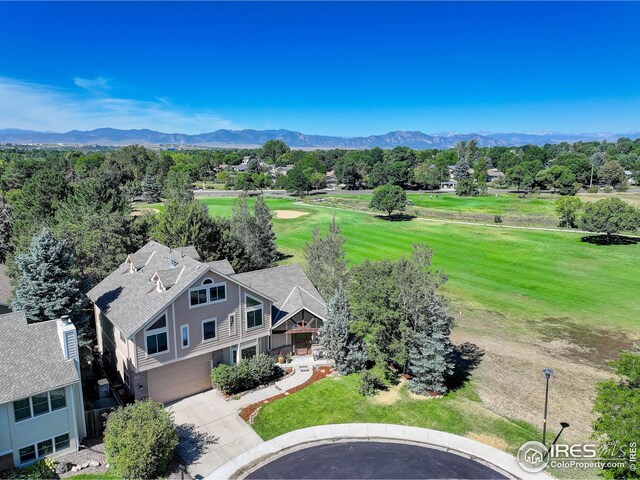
[293,333,310,355]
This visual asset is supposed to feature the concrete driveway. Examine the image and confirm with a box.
[168,389,263,479]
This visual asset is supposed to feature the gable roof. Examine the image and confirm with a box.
[231,264,326,324]
[0,312,79,403]
[0,263,12,306]
[205,260,235,275]
[87,242,268,338]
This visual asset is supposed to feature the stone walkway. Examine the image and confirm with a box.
[227,367,313,409]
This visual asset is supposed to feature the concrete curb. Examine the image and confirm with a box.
[207,423,554,480]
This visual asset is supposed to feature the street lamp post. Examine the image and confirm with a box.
[542,368,553,447]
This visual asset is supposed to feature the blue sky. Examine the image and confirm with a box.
[1,2,639,135]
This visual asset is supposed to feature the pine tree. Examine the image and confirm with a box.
[12,229,85,323]
[304,215,347,299]
[407,293,454,395]
[142,174,161,203]
[253,196,278,268]
[320,285,366,375]
[153,199,213,257]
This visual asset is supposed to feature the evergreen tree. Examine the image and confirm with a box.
[320,285,366,375]
[253,196,278,268]
[407,293,454,395]
[12,229,85,323]
[142,174,161,203]
[0,197,12,263]
[304,215,347,299]
[163,169,194,202]
[453,158,472,181]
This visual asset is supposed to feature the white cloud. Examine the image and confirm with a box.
[0,76,238,134]
[73,76,111,92]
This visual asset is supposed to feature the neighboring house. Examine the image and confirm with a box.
[87,241,326,404]
[487,168,505,183]
[0,264,11,314]
[0,313,86,471]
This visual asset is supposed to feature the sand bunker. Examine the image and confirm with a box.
[274,210,310,219]
[130,208,160,217]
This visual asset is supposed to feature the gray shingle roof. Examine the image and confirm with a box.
[88,242,323,337]
[87,241,210,338]
[231,264,326,324]
[0,312,79,403]
[0,263,11,306]
[205,260,235,275]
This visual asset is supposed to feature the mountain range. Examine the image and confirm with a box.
[0,128,638,149]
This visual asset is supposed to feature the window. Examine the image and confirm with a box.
[189,280,227,307]
[202,319,217,341]
[119,330,126,343]
[31,393,49,416]
[229,314,236,336]
[145,314,168,355]
[13,398,31,422]
[190,288,208,306]
[246,296,263,329]
[209,284,226,302]
[50,389,66,411]
[181,325,189,348]
[37,439,53,457]
[54,434,70,451]
[241,346,257,360]
[19,445,36,464]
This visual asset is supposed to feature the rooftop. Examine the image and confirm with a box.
[0,312,79,403]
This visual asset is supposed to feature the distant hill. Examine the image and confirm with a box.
[0,127,638,149]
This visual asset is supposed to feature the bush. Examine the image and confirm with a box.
[0,459,55,480]
[603,186,613,193]
[587,186,599,193]
[494,215,502,224]
[104,400,179,479]
[211,354,282,394]
[358,370,385,396]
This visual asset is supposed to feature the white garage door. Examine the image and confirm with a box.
[147,354,212,403]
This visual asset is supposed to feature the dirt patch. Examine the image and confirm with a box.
[451,304,616,444]
[131,207,160,217]
[467,432,509,450]
[274,210,310,219]
[374,381,404,405]
[240,366,334,422]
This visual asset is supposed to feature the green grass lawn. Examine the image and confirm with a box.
[148,196,640,331]
[332,192,557,217]
[251,374,539,455]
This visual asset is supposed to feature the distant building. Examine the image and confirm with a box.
[487,168,505,183]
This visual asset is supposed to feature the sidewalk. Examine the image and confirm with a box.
[227,366,313,409]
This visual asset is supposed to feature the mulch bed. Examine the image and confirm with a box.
[239,366,334,422]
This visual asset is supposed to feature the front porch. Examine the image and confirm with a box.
[271,308,323,357]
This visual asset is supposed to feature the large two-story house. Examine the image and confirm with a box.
[87,241,326,404]
[0,313,86,470]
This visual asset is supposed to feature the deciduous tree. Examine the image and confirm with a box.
[369,185,407,217]
[555,196,582,228]
[304,215,347,299]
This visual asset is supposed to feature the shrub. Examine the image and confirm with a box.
[358,370,385,396]
[211,354,282,395]
[603,186,613,193]
[0,458,55,480]
[104,400,179,479]
[494,215,502,224]
[587,186,599,193]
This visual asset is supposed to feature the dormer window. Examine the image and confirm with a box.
[246,295,263,329]
[145,313,168,355]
